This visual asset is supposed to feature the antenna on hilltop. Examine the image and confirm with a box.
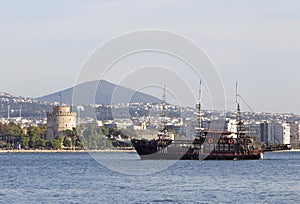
[58,90,62,105]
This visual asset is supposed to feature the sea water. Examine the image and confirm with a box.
[0,152,299,203]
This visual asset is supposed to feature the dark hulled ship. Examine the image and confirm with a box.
[131,83,263,160]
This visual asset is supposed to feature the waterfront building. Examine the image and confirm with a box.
[260,122,269,144]
[260,122,291,145]
[282,122,291,145]
[46,105,76,140]
[290,122,300,146]
[245,122,261,141]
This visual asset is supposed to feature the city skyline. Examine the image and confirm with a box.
[1,1,300,113]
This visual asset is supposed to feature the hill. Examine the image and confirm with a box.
[36,80,161,105]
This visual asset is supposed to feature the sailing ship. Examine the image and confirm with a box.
[131,83,263,160]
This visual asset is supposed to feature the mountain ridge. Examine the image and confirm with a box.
[36,80,161,105]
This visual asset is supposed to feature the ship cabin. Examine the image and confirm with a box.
[199,130,253,153]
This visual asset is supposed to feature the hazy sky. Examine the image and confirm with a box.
[1,0,300,113]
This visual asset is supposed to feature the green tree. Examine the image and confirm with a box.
[51,138,62,150]
[100,126,109,136]
[28,134,39,148]
[20,135,30,149]
[75,138,83,149]
[63,137,72,148]
[61,128,79,149]
[27,126,47,149]
[36,138,46,148]
[45,141,52,149]
[81,124,114,150]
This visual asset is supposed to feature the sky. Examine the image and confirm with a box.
[0,0,300,113]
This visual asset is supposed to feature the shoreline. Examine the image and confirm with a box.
[0,149,136,153]
[264,149,300,153]
[2,149,300,154]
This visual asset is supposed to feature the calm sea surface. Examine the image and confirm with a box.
[0,152,299,204]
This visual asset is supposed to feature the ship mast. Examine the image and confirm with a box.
[236,81,241,138]
[196,80,202,134]
[161,85,167,133]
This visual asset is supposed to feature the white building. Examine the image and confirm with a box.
[46,105,76,140]
[282,122,291,145]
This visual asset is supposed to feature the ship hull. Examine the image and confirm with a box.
[132,142,262,160]
[137,151,262,160]
[201,151,262,160]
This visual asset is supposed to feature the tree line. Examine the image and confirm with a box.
[0,122,133,150]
